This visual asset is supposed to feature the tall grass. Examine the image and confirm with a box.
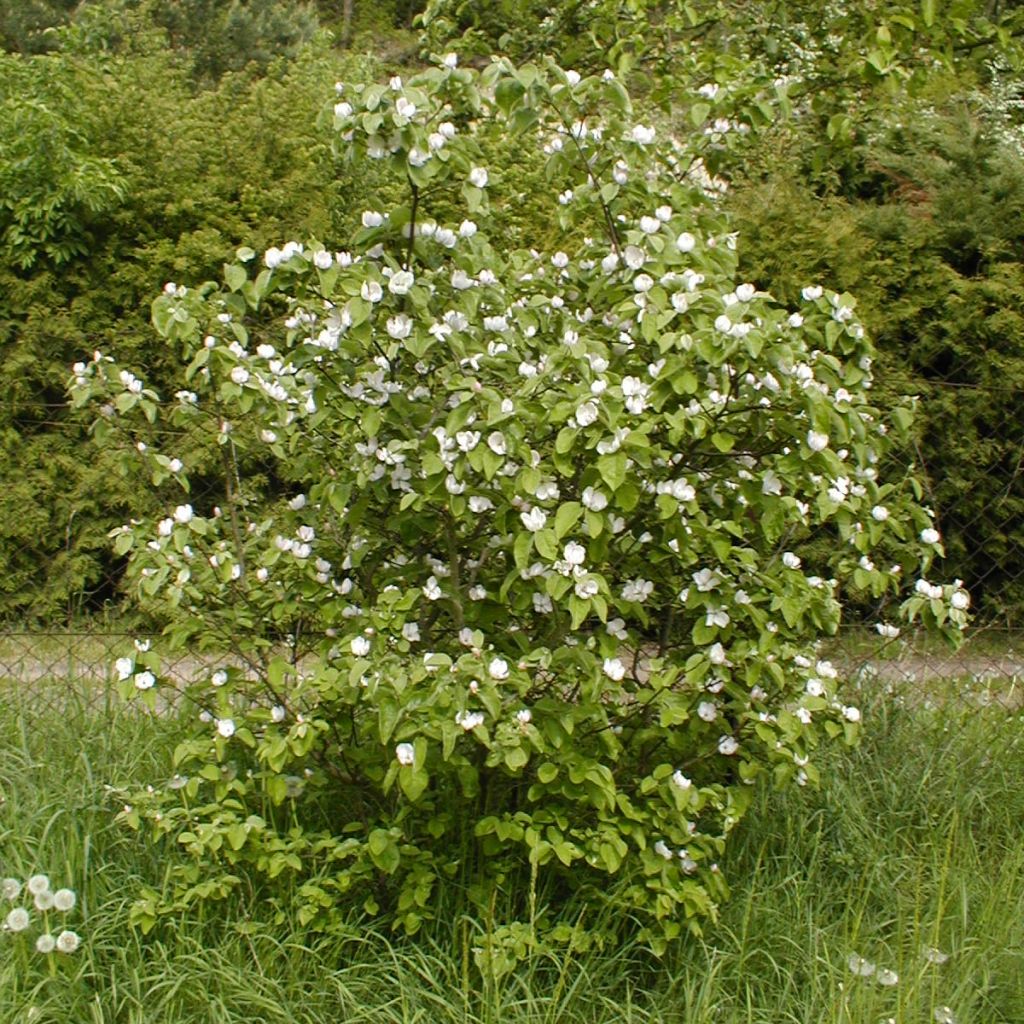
[0,678,1020,1022]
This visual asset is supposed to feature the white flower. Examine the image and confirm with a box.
[698,701,717,722]
[27,876,49,897]
[621,578,653,602]
[361,210,385,228]
[488,658,510,680]
[173,504,194,524]
[55,930,80,954]
[386,314,412,340]
[843,706,861,723]
[692,568,719,592]
[388,269,415,295]
[487,432,507,456]
[921,527,941,544]
[705,607,730,628]
[563,541,586,566]
[788,312,804,327]
[115,657,133,681]
[36,933,56,953]
[2,878,21,901]
[802,286,823,301]
[631,124,656,144]
[361,280,383,303]
[469,167,489,187]
[806,431,829,452]
[782,552,801,569]
[603,658,626,681]
[582,487,608,511]
[134,671,155,691]
[395,96,417,118]
[871,505,889,522]
[654,840,673,860]
[423,576,443,601]
[671,770,692,790]
[5,908,29,932]
[574,576,599,599]
[456,430,480,452]
[717,735,739,755]
[575,401,599,427]
[876,968,898,987]
[34,890,54,911]
[351,636,371,657]
[951,589,970,610]
[516,709,532,725]
[396,743,415,766]
[520,508,547,532]
[217,719,235,739]
[456,710,485,731]
[676,231,696,252]
[606,618,628,640]
[271,705,286,723]
[708,643,728,666]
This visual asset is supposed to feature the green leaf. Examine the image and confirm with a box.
[378,695,400,744]
[689,102,710,126]
[598,452,627,492]
[224,263,247,292]
[534,529,558,561]
[226,823,247,851]
[495,77,525,114]
[554,502,582,539]
[368,829,400,873]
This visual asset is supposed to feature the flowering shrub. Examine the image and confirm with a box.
[71,56,965,954]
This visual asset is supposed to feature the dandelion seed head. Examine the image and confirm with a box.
[5,908,30,932]
[26,875,49,897]
[52,889,76,912]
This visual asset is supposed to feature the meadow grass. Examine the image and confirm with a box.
[0,678,1020,1023]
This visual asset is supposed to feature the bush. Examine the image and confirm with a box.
[72,56,961,958]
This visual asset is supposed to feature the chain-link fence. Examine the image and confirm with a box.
[2,375,1023,709]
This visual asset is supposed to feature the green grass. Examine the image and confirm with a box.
[0,680,1021,1023]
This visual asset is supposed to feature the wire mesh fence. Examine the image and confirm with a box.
[2,369,1024,710]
